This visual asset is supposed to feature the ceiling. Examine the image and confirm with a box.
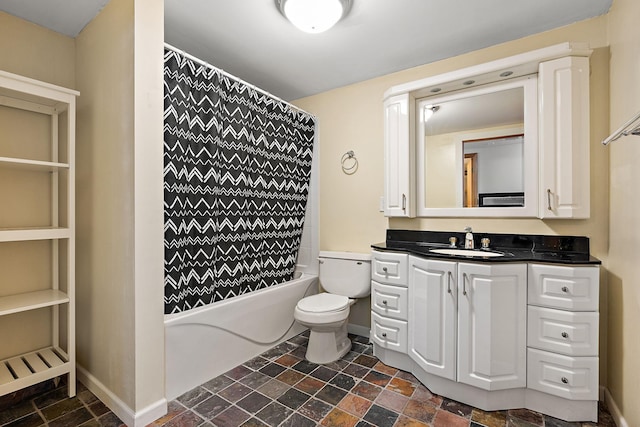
[0,0,612,101]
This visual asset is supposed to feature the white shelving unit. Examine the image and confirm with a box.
[0,70,78,397]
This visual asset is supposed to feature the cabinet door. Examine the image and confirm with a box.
[539,56,590,219]
[457,263,527,391]
[383,93,414,217]
[408,256,457,381]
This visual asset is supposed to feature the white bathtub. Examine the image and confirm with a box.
[164,272,318,400]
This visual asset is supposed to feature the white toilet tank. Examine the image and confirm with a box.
[319,251,371,298]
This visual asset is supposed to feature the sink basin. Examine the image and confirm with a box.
[429,248,504,257]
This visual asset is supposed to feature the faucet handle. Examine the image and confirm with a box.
[449,237,457,248]
[481,238,490,249]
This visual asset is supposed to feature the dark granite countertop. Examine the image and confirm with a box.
[371,229,601,265]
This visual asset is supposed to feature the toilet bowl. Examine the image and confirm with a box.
[294,251,371,364]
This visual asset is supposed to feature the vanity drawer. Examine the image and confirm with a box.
[371,281,408,320]
[371,312,407,353]
[527,348,598,400]
[371,250,408,286]
[528,264,599,311]
[528,306,599,356]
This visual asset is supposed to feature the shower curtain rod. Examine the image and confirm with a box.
[164,43,316,119]
[602,110,640,145]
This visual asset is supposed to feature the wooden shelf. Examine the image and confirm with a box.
[0,227,70,242]
[0,157,69,172]
[0,290,69,317]
[0,347,70,396]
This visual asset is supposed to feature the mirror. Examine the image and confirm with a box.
[416,77,538,217]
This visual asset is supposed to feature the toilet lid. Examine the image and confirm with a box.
[298,293,349,313]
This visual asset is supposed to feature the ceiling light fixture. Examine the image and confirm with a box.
[279,0,351,34]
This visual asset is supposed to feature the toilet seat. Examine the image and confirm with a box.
[297,293,349,313]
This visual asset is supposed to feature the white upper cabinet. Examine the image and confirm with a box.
[383,93,415,217]
[382,42,592,218]
[538,56,590,218]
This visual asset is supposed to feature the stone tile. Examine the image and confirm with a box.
[48,407,94,427]
[88,400,111,417]
[395,415,430,427]
[261,342,296,360]
[0,400,36,425]
[352,354,378,368]
[287,334,309,346]
[274,354,300,367]
[342,363,370,378]
[32,387,70,410]
[219,383,253,403]
[363,371,392,387]
[226,365,253,380]
[279,412,316,427]
[240,418,270,427]
[355,421,376,427]
[294,376,325,395]
[292,360,318,374]
[211,405,251,427]
[193,394,232,419]
[310,366,338,382]
[363,346,374,355]
[96,412,127,427]
[373,361,399,376]
[434,409,471,427]
[352,342,370,353]
[351,335,370,345]
[255,401,293,427]
[298,398,334,421]
[543,415,583,427]
[176,387,212,408]
[505,417,541,427]
[337,393,373,417]
[79,420,101,427]
[412,384,443,406]
[442,397,474,418]
[276,388,310,410]
[403,399,438,424]
[386,377,416,397]
[202,375,235,393]
[77,389,99,405]
[471,408,507,427]
[321,407,359,427]
[375,389,409,412]
[236,392,272,414]
[257,379,290,399]
[239,372,272,389]
[508,408,544,426]
[41,397,84,421]
[362,404,399,427]
[259,363,287,378]
[330,373,357,391]
[3,412,45,427]
[395,370,421,384]
[342,351,361,362]
[244,357,270,371]
[290,346,308,359]
[351,381,382,401]
[275,369,305,386]
[325,359,350,371]
[315,384,348,406]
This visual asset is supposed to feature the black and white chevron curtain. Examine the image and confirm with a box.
[163,48,316,314]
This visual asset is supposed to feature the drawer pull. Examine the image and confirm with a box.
[561,377,569,384]
[561,286,569,293]
[447,271,453,294]
[381,332,387,338]
[561,332,569,338]
[462,273,468,296]
[382,267,388,273]
[382,300,388,305]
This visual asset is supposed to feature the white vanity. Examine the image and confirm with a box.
[370,231,600,422]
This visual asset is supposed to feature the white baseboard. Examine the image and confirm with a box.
[77,365,167,427]
[347,323,370,339]
[604,387,629,427]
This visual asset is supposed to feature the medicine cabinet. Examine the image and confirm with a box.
[382,42,592,218]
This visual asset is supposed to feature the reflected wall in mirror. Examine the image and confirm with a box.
[417,76,538,217]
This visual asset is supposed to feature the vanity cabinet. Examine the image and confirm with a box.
[538,56,590,219]
[0,70,77,397]
[408,256,526,390]
[383,93,414,217]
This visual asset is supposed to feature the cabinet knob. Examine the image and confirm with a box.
[561,286,569,293]
[381,332,387,338]
[382,300,388,305]
[561,332,569,338]
[561,377,569,384]
[382,267,388,273]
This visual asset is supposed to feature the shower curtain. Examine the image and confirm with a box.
[163,48,316,314]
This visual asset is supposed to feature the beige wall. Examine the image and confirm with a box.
[293,15,611,385]
[75,0,165,414]
[606,0,640,425]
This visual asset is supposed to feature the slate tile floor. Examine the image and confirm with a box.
[0,331,617,427]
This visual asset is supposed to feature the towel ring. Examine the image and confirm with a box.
[341,150,358,175]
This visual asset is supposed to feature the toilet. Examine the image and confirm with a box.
[294,251,371,364]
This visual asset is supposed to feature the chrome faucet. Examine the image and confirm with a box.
[464,227,474,249]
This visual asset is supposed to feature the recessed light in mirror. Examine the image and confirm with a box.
[500,71,514,77]
[463,80,475,85]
